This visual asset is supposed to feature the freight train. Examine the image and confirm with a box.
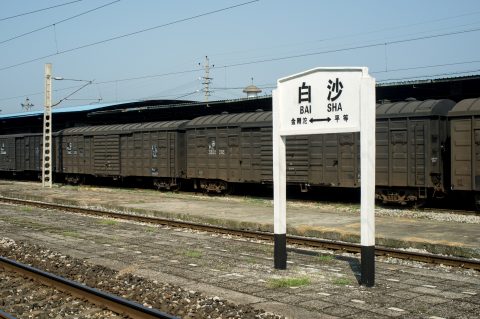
[0,98,479,208]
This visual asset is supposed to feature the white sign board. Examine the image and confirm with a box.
[277,67,367,136]
[273,66,376,286]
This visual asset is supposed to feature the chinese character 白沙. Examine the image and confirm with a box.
[298,82,311,103]
[327,78,343,102]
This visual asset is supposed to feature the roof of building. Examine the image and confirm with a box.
[243,85,262,93]
[0,100,138,120]
[376,74,480,87]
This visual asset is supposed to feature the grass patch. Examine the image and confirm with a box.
[62,230,80,238]
[94,237,115,244]
[184,250,202,258]
[268,277,310,288]
[332,278,351,286]
[20,206,35,212]
[316,254,334,262]
[242,196,271,206]
[144,226,157,233]
[98,219,118,226]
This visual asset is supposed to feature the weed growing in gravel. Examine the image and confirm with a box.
[316,254,334,262]
[332,278,351,286]
[62,231,80,238]
[20,206,34,213]
[98,219,118,226]
[268,277,310,288]
[144,226,157,233]
[185,250,202,258]
[242,196,272,206]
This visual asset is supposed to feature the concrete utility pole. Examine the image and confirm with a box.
[42,63,53,188]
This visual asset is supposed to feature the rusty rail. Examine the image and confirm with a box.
[1,196,479,271]
[0,309,16,319]
[0,256,177,319]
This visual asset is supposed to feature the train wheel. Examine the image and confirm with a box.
[413,199,426,209]
[474,194,480,211]
[224,183,235,195]
[170,182,181,192]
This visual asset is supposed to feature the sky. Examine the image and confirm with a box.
[0,0,479,114]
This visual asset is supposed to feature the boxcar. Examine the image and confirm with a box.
[184,111,273,193]
[57,121,188,189]
[184,110,361,193]
[375,99,455,205]
[0,135,17,172]
[448,98,480,208]
[0,133,43,176]
[285,132,360,190]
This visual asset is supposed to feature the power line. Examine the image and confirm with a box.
[377,69,480,83]
[0,0,83,22]
[2,59,480,103]
[0,0,121,46]
[0,0,259,72]
[0,84,86,102]
[209,11,480,61]
[372,60,480,74]
[218,27,480,70]
[97,68,203,84]
[1,24,479,102]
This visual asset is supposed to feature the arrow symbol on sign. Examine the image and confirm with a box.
[309,117,331,123]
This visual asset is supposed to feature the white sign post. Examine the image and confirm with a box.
[273,67,376,287]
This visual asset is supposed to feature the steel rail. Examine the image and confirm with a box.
[0,309,16,319]
[1,196,479,271]
[0,256,177,319]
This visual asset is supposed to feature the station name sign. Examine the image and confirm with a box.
[272,67,376,286]
[277,67,367,135]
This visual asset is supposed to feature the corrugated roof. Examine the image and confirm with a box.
[448,98,480,117]
[60,120,188,135]
[376,99,455,118]
[186,111,272,128]
[88,95,272,116]
[376,74,480,87]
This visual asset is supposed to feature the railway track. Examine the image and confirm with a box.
[0,255,177,319]
[1,196,479,271]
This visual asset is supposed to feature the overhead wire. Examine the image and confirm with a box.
[371,60,480,74]
[209,11,480,59]
[377,69,480,83]
[1,4,479,104]
[0,0,259,72]
[2,59,480,103]
[0,0,121,46]
[217,27,480,70]
[0,0,83,22]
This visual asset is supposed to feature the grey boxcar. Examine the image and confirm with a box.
[375,99,455,205]
[448,98,480,207]
[285,132,360,190]
[58,121,188,189]
[185,111,273,192]
[0,133,43,174]
[0,135,18,172]
[184,111,361,193]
